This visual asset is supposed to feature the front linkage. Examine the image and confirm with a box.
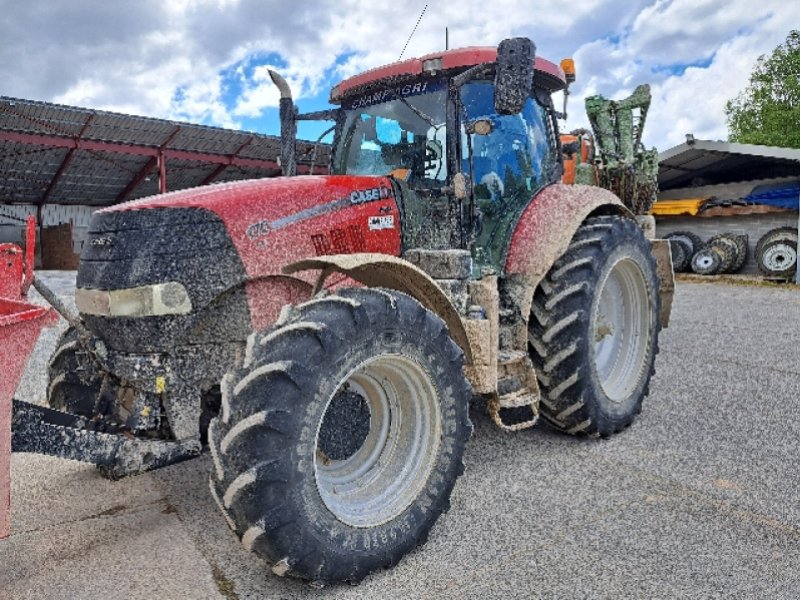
[11,400,199,479]
[12,276,207,477]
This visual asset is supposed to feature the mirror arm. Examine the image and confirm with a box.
[297,109,341,121]
[452,64,492,89]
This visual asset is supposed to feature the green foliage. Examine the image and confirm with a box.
[725,30,800,148]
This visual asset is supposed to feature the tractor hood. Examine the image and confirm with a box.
[101,175,400,278]
[77,175,401,352]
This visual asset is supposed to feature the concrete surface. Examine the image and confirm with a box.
[2,272,799,599]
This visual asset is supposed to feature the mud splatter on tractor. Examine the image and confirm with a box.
[2,38,674,585]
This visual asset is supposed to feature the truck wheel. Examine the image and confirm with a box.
[691,246,723,275]
[728,233,749,272]
[665,230,703,256]
[755,226,797,261]
[756,235,797,278]
[48,326,102,416]
[528,215,661,436]
[666,237,690,272]
[209,288,472,584]
[707,236,738,273]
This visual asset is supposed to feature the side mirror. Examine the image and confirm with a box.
[494,37,536,115]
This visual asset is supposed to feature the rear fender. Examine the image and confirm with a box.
[283,253,472,364]
[502,183,631,350]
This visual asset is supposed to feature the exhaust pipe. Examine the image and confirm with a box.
[268,70,297,177]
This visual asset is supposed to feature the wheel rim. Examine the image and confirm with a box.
[696,254,714,269]
[314,354,442,528]
[763,243,797,272]
[592,257,651,402]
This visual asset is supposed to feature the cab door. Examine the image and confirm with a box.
[459,82,558,272]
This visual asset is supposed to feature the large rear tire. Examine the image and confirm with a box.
[528,216,661,436]
[209,288,472,584]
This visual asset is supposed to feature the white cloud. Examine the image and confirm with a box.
[563,0,800,149]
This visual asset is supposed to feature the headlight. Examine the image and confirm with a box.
[76,282,193,317]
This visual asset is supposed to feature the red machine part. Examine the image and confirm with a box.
[330,46,567,102]
[0,216,36,300]
[0,216,56,539]
[506,183,625,275]
[0,244,23,300]
[0,299,58,539]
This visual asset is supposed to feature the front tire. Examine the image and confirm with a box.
[528,216,661,436]
[209,288,472,584]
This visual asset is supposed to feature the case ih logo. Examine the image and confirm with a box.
[350,186,392,205]
[90,236,113,247]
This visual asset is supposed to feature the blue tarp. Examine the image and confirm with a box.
[746,181,800,210]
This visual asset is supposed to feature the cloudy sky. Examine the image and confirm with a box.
[1,1,797,151]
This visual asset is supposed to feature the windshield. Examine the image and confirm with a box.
[333,80,448,183]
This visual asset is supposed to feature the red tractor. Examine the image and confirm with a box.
[9,38,674,585]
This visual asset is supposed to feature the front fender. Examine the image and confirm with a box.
[283,253,472,364]
[502,183,631,350]
[505,183,631,277]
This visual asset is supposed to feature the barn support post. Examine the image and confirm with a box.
[158,150,167,194]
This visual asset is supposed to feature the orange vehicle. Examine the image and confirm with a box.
[560,129,595,184]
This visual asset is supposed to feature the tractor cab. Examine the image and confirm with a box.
[273,39,570,273]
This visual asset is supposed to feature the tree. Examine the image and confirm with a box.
[725,30,800,149]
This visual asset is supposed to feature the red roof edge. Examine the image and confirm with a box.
[331,46,566,103]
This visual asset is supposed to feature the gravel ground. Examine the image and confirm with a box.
[2,273,800,599]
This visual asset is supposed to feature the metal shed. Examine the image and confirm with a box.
[656,137,800,282]
[0,96,329,266]
[0,96,327,207]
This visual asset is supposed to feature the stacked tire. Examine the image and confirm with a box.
[690,244,724,275]
[665,231,749,275]
[666,226,798,279]
[664,231,701,273]
[697,234,746,274]
[755,227,797,279]
[692,233,748,275]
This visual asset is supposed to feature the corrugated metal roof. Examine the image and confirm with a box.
[658,139,800,190]
[0,96,330,206]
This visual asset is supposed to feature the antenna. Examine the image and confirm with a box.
[399,4,428,60]
[446,27,449,50]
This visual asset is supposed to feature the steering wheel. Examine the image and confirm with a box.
[424,139,444,180]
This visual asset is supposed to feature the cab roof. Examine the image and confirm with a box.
[330,46,567,104]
